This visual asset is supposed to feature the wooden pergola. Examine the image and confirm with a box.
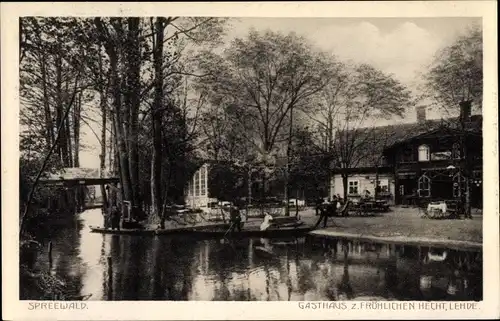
[38,168,120,215]
[38,177,119,187]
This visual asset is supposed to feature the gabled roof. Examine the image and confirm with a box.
[44,167,101,180]
[334,115,482,169]
[39,167,119,186]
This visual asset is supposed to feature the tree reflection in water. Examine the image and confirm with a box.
[27,212,483,302]
[336,241,354,300]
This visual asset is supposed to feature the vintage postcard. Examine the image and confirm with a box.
[2,1,499,320]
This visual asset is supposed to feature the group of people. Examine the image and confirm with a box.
[228,204,276,233]
[314,195,347,229]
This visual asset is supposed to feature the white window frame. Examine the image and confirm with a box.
[418,145,430,162]
[200,166,206,196]
[194,170,200,196]
[378,178,389,193]
[417,174,431,197]
[452,142,462,160]
[348,180,359,195]
[188,181,193,196]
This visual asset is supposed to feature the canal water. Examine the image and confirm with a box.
[26,209,482,301]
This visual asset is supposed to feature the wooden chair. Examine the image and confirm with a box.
[417,198,431,218]
[338,200,350,216]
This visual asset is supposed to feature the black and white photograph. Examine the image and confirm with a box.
[2,1,499,320]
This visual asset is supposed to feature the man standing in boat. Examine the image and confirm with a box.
[229,205,242,232]
[106,182,122,230]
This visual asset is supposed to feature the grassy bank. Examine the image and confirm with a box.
[298,207,482,247]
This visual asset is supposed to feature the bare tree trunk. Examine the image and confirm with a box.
[110,48,133,212]
[73,91,82,167]
[55,55,66,165]
[284,163,290,216]
[150,157,157,219]
[247,167,252,219]
[459,100,472,219]
[40,56,54,147]
[126,17,141,217]
[109,116,115,173]
[65,78,74,167]
[151,17,165,217]
[66,116,73,167]
[99,88,107,209]
[342,173,348,203]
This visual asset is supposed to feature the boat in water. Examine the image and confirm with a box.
[191,225,313,239]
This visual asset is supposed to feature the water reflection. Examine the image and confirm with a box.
[27,209,482,301]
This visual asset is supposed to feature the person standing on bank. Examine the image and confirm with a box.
[111,204,121,230]
[315,196,338,229]
[315,197,324,216]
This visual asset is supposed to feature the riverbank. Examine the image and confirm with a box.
[298,206,482,251]
[87,206,482,250]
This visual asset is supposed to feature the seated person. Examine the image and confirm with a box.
[260,212,274,231]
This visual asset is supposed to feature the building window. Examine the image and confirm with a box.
[200,166,206,196]
[417,174,431,197]
[188,181,193,196]
[194,170,200,196]
[452,142,461,159]
[399,148,414,163]
[418,145,430,162]
[348,180,359,195]
[378,179,389,193]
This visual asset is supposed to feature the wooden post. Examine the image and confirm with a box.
[107,256,113,300]
[101,184,108,209]
[48,241,53,267]
[107,256,113,284]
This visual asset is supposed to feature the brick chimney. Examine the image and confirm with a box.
[459,101,472,123]
[416,106,427,123]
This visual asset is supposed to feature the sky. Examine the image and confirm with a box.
[78,17,481,169]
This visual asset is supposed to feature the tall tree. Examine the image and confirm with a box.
[423,24,482,218]
[20,17,88,168]
[307,63,413,200]
[197,30,332,201]
[151,17,166,221]
[94,17,134,213]
[125,17,142,214]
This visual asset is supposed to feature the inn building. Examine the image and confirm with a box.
[330,106,483,208]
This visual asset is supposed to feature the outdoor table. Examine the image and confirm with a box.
[426,201,448,218]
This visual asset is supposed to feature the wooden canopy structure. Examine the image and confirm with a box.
[37,168,120,217]
[38,167,119,187]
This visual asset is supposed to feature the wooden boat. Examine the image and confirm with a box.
[190,225,314,239]
[253,246,277,258]
[89,222,230,236]
[89,226,157,235]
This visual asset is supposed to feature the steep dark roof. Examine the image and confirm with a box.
[335,115,482,169]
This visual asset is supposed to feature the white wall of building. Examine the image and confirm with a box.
[330,173,395,204]
[184,163,212,208]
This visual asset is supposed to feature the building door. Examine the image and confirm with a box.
[432,179,453,200]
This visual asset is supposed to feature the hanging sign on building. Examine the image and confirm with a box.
[430,151,452,160]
